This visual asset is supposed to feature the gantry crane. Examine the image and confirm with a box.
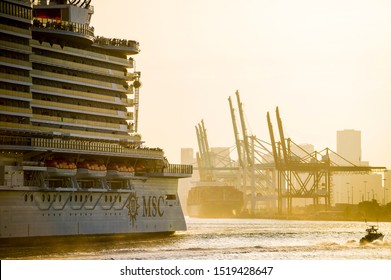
[228,91,277,214]
[267,107,386,214]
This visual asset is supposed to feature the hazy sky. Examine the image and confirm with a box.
[91,0,391,167]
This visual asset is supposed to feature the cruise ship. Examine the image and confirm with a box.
[0,0,192,239]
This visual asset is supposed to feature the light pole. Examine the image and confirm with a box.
[383,177,387,205]
[364,180,367,201]
[351,185,354,204]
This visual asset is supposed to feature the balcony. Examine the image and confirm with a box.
[0,72,32,86]
[0,56,32,70]
[0,121,138,142]
[0,89,32,101]
[0,23,31,38]
[0,105,32,116]
[32,114,122,130]
[31,99,127,119]
[32,17,94,45]
[31,40,133,67]
[31,85,129,105]
[30,54,132,79]
[31,69,129,92]
[0,40,32,54]
[94,36,140,56]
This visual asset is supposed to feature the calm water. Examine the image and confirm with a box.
[1,218,391,260]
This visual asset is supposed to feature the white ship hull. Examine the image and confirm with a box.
[0,0,192,240]
[0,177,186,239]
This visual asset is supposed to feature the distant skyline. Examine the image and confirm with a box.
[92,0,391,168]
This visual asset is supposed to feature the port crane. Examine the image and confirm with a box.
[195,120,238,183]
[228,91,276,214]
[193,91,277,215]
[267,107,387,214]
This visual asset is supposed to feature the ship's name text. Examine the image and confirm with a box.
[142,196,164,217]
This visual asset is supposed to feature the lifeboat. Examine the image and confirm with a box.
[107,163,135,179]
[76,161,107,178]
[46,159,77,177]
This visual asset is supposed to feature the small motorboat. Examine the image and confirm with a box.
[360,225,384,244]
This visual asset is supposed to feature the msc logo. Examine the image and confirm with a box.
[142,196,165,217]
[127,192,139,226]
[127,193,166,226]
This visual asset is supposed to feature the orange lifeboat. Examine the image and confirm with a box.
[107,163,135,179]
[76,161,107,178]
[46,159,77,177]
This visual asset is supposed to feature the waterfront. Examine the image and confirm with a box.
[1,218,390,260]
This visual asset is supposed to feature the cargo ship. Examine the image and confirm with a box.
[187,182,244,218]
[0,0,192,239]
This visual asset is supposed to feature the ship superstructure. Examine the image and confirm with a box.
[0,0,192,239]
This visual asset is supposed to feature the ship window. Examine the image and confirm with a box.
[110,196,112,203]
[90,195,92,202]
[119,196,122,202]
[30,195,33,202]
[166,194,176,200]
[24,194,27,202]
[70,196,72,202]
[59,195,62,202]
[105,195,107,202]
[80,195,82,202]
[48,195,50,202]
[42,194,45,202]
[75,195,77,202]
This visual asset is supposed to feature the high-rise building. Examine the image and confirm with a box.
[336,129,362,165]
[333,129,385,205]
[181,148,195,165]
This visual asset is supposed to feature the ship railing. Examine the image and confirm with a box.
[0,1,32,20]
[164,164,193,175]
[137,164,193,177]
[32,17,94,37]
[0,135,164,157]
[94,36,140,52]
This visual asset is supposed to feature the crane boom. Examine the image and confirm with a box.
[267,111,280,169]
[228,96,243,167]
[276,107,289,165]
[236,90,251,165]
